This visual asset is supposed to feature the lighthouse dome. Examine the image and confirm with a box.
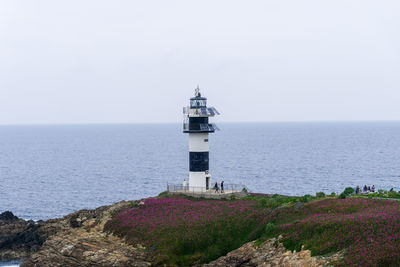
[190,87,207,108]
[190,96,207,108]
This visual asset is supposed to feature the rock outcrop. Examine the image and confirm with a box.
[0,211,47,261]
[203,238,342,267]
[1,201,152,267]
[20,201,152,267]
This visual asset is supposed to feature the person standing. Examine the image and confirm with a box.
[183,179,187,191]
[221,180,224,193]
[214,182,219,193]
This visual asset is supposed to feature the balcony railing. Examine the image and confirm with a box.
[167,183,249,195]
[183,123,219,133]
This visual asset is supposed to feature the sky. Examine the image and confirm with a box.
[0,0,399,124]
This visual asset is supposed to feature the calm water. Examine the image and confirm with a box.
[0,261,22,267]
[1,122,400,221]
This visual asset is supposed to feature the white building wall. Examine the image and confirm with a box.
[189,171,205,188]
[189,133,209,152]
[189,172,212,190]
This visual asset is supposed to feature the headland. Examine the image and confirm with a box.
[2,188,400,266]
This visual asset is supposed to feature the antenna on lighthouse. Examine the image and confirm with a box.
[195,85,201,97]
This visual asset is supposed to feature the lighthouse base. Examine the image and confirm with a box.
[189,171,211,191]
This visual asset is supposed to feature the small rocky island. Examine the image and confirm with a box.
[1,189,399,266]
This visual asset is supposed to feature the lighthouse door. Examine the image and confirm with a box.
[206,177,210,190]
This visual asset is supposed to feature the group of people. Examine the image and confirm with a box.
[213,180,224,193]
[182,179,225,193]
[355,184,375,194]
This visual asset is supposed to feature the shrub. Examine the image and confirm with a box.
[330,192,336,197]
[265,223,275,235]
[299,196,308,203]
[342,187,354,196]
[367,190,400,200]
[258,198,280,209]
[300,194,313,203]
[316,192,325,198]
[268,199,280,209]
[388,190,400,199]
[244,194,305,206]
[259,198,267,208]
[158,191,169,197]
[339,192,347,199]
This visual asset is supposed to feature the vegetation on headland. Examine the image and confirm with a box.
[104,189,400,266]
[366,189,400,199]
[260,197,400,266]
[105,196,268,265]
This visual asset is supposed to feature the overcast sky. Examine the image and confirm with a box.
[0,0,399,124]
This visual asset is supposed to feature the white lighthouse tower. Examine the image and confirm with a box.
[183,87,220,191]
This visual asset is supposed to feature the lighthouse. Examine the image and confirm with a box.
[183,87,220,191]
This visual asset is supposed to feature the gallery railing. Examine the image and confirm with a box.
[167,183,249,194]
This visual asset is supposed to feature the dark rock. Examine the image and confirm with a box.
[0,211,19,222]
[69,217,82,228]
[0,213,49,261]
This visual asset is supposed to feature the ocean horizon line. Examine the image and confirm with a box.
[1,119,400,127]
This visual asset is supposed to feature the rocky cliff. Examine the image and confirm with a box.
[1,200,152,267]
[21,200,151,267]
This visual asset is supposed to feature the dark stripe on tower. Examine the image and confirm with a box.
[188,117,208,131]
[189,152,209,172]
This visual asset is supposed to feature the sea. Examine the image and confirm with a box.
[1,122,400,222]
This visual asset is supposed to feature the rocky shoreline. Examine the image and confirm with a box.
[1,199,337,267]
[0,211,47,261]
[1,200,153,266]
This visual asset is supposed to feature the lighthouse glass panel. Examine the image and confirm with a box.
[190,99,207,108]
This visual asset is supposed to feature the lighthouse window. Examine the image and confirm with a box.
[204,139,208,142]
[190,99,207,108]
[189,152,209,171]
